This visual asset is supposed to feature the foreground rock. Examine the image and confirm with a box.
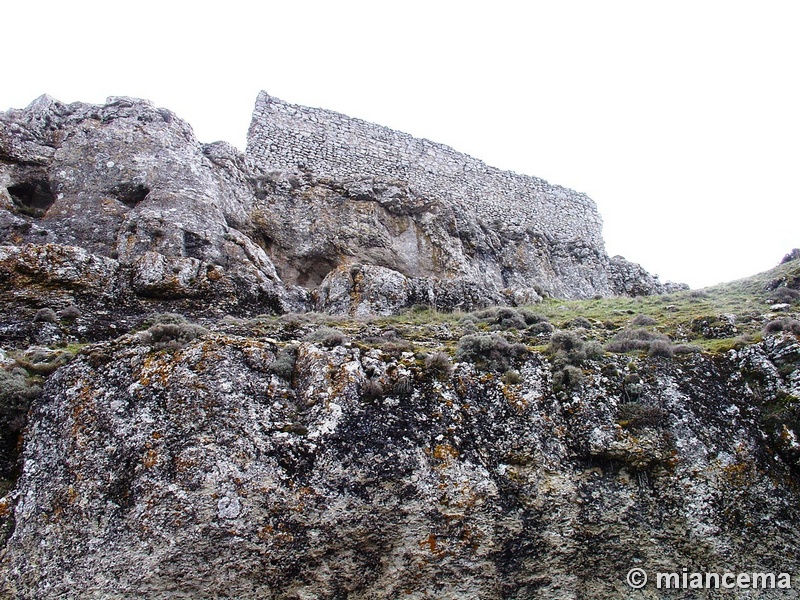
[1,328,798,598]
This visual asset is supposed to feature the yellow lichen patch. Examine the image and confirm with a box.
[501,386,529,412]
[432,443,459,462]
[143,448,158,469]
[138,353,172,387]
[720,460,757,487]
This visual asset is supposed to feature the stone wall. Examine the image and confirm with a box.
[246,92,604,247]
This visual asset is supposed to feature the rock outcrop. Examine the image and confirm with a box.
[1,324,798,598]
[0,95,305,326]
[0,93,678,332]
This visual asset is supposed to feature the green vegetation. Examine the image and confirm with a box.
[216,257,800,365]
[138,313,208,351]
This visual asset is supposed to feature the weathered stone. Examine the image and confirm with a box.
[1,334,798,598]
[247,92,676,301]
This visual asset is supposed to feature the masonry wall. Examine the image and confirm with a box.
[246,92,604,247]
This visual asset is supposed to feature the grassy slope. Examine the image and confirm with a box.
[230,258,800,358]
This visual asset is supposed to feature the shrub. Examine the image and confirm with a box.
[547,331,602,366]
[303,326,347,348]
[567,317,593,330]
[380,340,415,359]
[617,401,666,429]
[501,369,522,385]
[455,333,526,372]
[58,304,82,320]
[391,375,414,397]
[631,314,657,326]
[0,367,42,410]
[764,318,800,335]
[605,328,670,353]
[528,321,554,335]
[517,309,548,325]
[15,349,75,376]
[425,351,453,380]
[648,339,675,358]
[472,307,526,330]
[33,308,58,323]
[673,344,703,354]
[767,287,800,304]
[361,379,385,401]
[584,341,605,361]
[781,248,800,264]
[461,320,479,334]
[145,312,189,326]
[552,365,584,392]
[269,343,299,381]
[140,321,208,350]
[495,307,527,330]
[623,374,644,400]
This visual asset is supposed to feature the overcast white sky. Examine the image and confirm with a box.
[4,1,798,288]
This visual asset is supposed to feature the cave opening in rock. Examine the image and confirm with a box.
[7,180,56,217]
[112,183,150,208]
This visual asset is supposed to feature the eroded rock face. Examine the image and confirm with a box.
[1,333,798,598]
[0,95,306,330]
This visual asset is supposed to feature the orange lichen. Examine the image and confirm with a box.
[143,449,158,469]
[432,443,459,462]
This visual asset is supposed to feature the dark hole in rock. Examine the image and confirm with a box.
[7,180,56,217]
[296,257,337,287]
[183,230,212,260]
[112,183,150,208]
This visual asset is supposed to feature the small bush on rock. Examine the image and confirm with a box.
[567,317,593,330]
[528,321,555,335]
[0,367,42,410]
[391,375,414,397]
[631,314,657,326]
[303,327,347,348]
[361,379,385,401]
[269,343,299,381]
[455,333,527,372]
[617,401,667,429]
[767,287,800,304]
[425,351,453,380]
[673,344,703,354]
[552,365,584,393]
[547,331,603,367]
[140,319,208,351]
[517,309,549,325]
[33,308,58,324]
[648,339,675,358]
[58,304,82,320]
[501,369,522,385]
[764,318,800,335]
[605,329,671,354]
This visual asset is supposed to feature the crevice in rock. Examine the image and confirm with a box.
[7,180,56,217]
